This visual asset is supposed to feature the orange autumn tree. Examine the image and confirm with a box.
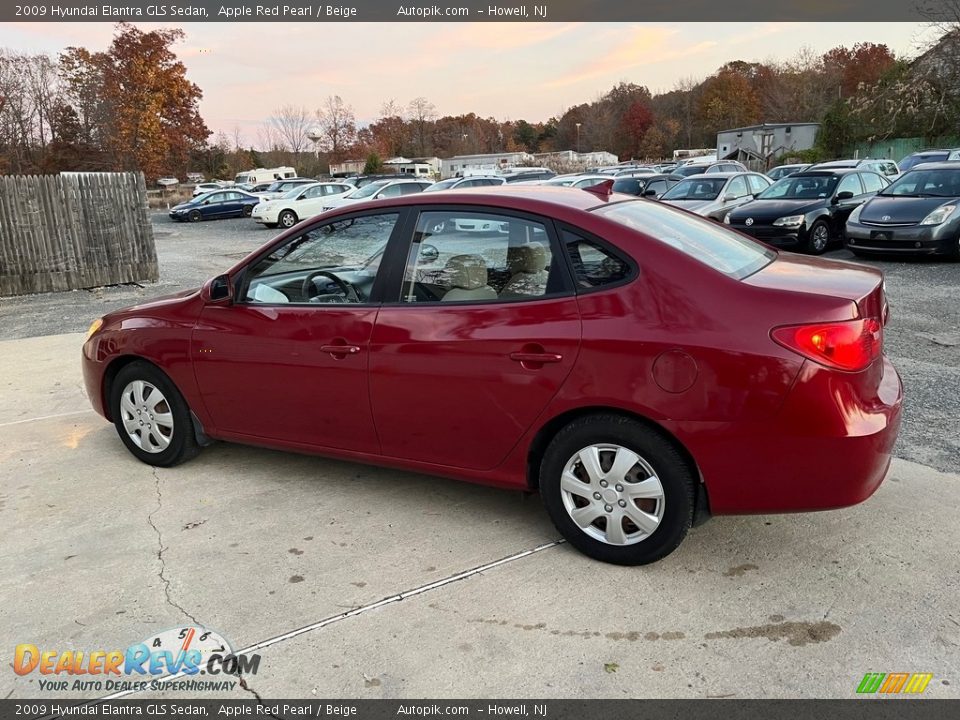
[60,23,209,180]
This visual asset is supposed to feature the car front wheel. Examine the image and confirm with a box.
[110,361,201,468]
[807,219,831,255]
[278,210,298,228]
[540,415,695,565]
[188,210,202,223]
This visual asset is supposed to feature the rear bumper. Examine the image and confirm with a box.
[846,223,959,255]
[679,355,903,514]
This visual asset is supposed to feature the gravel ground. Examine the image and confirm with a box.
[0,212,956,472]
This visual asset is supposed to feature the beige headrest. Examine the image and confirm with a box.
[507,242,548,275]
[442,254,488,290]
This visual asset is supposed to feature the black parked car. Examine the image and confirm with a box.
[611,173,677,198]
[845,162,960,258]
[724,168,889,254]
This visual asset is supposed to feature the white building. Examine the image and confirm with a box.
[384,156,441,178]
[716,123,820,170]
[440,150,618,178]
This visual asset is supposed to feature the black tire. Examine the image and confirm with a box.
[278,210,298,229]
[242,204,253,217]
[110,361,201,468]
[264,222,277,229]
[539,414,695,565]
[188,210,202,223]
[806,219,831,255]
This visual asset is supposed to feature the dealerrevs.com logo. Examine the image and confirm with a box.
[13,626,260,693]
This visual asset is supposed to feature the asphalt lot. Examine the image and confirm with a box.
[1,212,957,472]
[0,212,958,701]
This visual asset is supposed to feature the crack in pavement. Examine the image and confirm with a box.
[147,468,202,626]
[239,674,281,719]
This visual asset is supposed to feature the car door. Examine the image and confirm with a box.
[368,207,581,471]
[715,175,751,217]
[295,185,327,218]
[198,192,224,218]
[191,210,406,452]
[829,173,867,230]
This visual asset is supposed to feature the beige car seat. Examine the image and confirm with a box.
[501,242,549,298]
[441,254,497,301]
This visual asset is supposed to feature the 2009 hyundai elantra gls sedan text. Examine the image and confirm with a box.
[82,183,903,565]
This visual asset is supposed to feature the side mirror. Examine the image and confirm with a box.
[202,200,210,205]
[723,194,736,202]
[834,191,855,203]
[203,274,233,303]
[643,189,658,197]
[420,244,440,265]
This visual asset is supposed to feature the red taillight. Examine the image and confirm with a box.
[772,318,883,372]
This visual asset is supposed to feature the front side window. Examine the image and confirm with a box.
[726,176,749,199]
[747,174,770,195]
[243,213,399,305]
[860,172,887,194]
[400,211,563,303]
[836,174,864,197]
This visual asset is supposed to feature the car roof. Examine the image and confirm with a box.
[902,161,960,170]
[790,168,859,177]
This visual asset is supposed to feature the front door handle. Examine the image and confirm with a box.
[320,344,361,357]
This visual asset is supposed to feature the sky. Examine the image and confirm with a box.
[0,21,938,144]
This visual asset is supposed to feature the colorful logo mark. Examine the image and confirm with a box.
[856,672,933,694]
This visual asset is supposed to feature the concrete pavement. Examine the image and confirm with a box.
[1,332,957,700]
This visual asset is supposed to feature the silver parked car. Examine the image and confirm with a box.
[659,172,772,222]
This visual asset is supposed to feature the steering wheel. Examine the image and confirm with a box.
[302,270,361,303]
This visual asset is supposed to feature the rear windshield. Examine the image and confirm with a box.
[595,200,775,279]
[899,152,948,172]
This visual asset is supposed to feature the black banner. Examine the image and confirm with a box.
[5,699,960,720]
[0,0,954,23]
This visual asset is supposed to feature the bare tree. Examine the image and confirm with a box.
[315,95,357,161]
[407,96,436,156]
[269,104,311,161]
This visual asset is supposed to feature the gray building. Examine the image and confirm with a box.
[717,123,820,170]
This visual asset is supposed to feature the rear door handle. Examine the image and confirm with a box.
[320,344,361,356]
[509,352,563,364]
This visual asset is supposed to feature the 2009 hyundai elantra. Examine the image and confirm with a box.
[82,183,903,565]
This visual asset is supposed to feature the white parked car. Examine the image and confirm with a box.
[251,182,355,229]
[322,179,432,211]
[422,176,506,192]
[192,182,223,197]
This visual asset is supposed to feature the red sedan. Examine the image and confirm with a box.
[82,184,902,565]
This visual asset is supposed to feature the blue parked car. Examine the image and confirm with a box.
[169,190,261,222]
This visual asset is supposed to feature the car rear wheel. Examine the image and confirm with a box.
[539,415,695,565]
[278,210,298,229]
[110,361,200,468]
[242,205,253,217]
[807,219,831,255]
[188,210,202,223]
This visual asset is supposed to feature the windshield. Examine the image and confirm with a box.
[347,181,389,199]
[281,185,309,199]
[899,153,948,173]
[662,177,726,201]
[757,174,838,200]
[423,179,458,192]
[879,168,960,197]
[597,200,775,279]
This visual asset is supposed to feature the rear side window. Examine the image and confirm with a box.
[596,201,775,280]
[562,230,631,290]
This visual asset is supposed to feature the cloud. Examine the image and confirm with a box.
[543,26,717,89]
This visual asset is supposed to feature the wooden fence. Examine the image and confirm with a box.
[0,172,158,296]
